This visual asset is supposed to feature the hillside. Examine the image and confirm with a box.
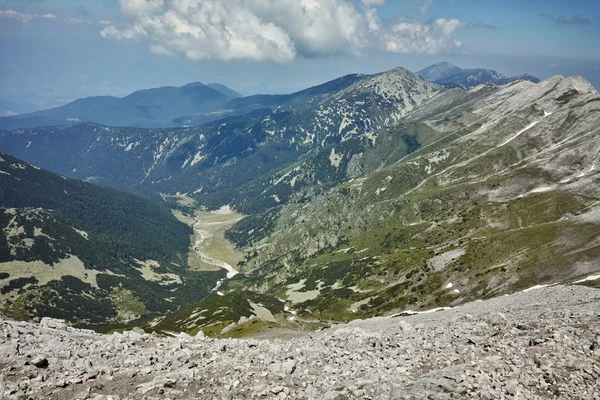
[206,83,243,99]
[0,82,237,130]
[0,153,225,327]
[221,74,600,323]
[418,62,540,88]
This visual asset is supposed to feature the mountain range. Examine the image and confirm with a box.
[0,82,242,130]
[0,62,537,131]
[418,61,540,88]
[1,64,599,335]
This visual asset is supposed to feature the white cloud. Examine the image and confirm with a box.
[385,18,465,55]
[0,10,34,24]
[361,0,385,5]
[420,0,433,14]
[102,0,375,63]
[150,44,175,57]
[0,10,59,24]
[99,20,113,26]
[102,0,466,62]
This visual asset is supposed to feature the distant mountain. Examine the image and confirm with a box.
[0,82,236,130]
[1,67,440,215]
[0,152,224,327]
[417,62,540,88]
[207,83,243,99]
[416,61,464,82]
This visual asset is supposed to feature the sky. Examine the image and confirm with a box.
[0,0,599,112]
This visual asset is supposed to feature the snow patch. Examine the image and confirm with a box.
[530,185,556,194]
[572,274,600,284]
[375,187,387,195]
[522,283,556,293]
[389,306,453,317]
[329,148,342,168]
[498,119,543,147]
[190,152,205,167]
[73,228,89,240]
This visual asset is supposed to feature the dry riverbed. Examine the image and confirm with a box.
[173,206,244,277]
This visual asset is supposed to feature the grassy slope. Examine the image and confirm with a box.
[221,83,600,322]
[0,153,226,327]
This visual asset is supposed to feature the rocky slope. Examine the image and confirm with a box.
[0,284,598,399]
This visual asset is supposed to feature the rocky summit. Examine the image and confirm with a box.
[1,285,598,400]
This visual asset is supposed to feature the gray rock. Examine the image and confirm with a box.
[486,312,508,326]
[220,323,236,335]
[39,318,67,331]
[399,321,414,333]
[30,356,48,368]
[0,285,599,400]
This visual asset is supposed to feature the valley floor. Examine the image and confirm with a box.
[1,285,599,399]
[173,207,244,276]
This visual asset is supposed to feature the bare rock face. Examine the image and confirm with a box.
[0,285,599,399]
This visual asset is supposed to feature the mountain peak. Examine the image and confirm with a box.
[431,61,458,68]
[417,62,464,82]
[563,75,598,94]
[537,75,598,96]
[206,83,243,99]
[180,82,206,89]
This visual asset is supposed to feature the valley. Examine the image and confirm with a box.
[2,1,600,397]
[173,207,244,276]
[1,65,599,341]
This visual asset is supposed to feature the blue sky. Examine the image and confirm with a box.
[0,0,599,111]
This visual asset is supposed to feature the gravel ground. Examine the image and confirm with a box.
[1,285,599,399]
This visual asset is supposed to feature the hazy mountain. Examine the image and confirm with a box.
[0,67,440,213]
[0,153,224,327]
[416,61,464,82]
[0,82,234,130]
[207,83,243,99]
[418,62,540,88]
